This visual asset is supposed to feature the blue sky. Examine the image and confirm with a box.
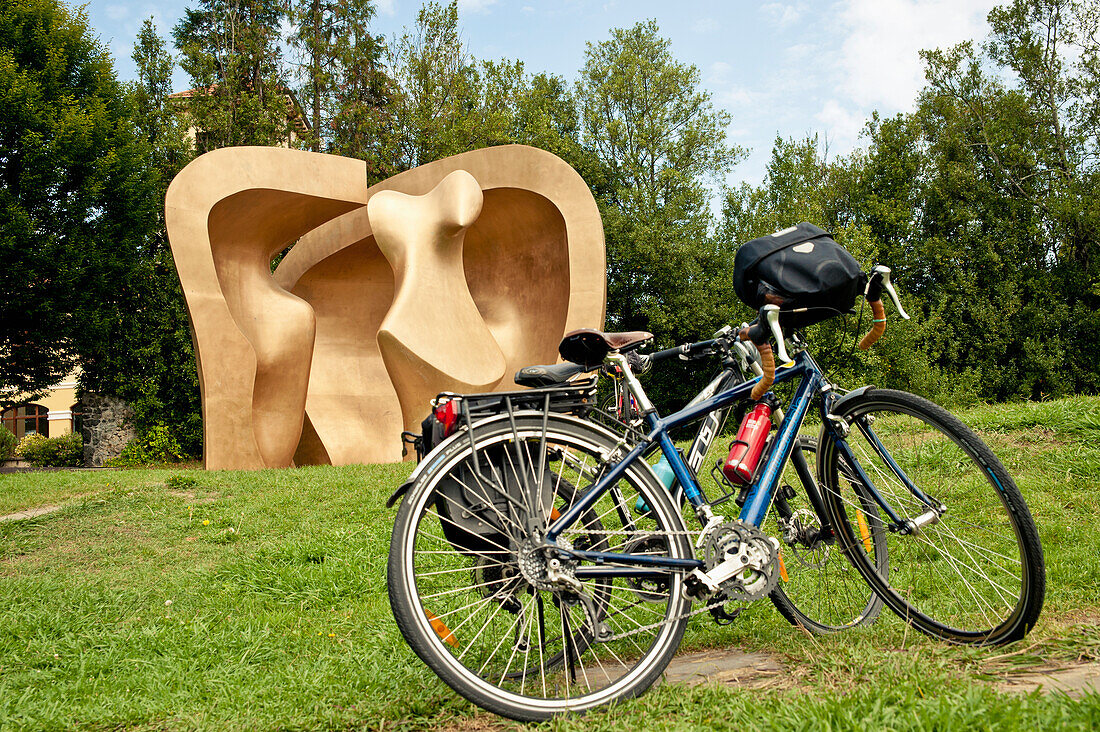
[85,0,1000,186]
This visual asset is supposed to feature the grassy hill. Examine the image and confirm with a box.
[2,397,1099,729]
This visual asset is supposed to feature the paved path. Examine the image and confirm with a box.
[662,648,784,687]
[0,505,62,522]
[995,663,1100,698]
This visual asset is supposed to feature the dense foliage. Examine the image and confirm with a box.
[15,432,83,467]
[0,426,16,460]
[0,0,154,396]
[2,0,1098,462]
[723,0,1100,405]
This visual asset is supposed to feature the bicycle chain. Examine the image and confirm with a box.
[601,593,736,642]
[550,525,747,642]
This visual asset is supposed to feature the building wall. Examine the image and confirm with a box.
[0,371,79,439]
[39,373,78,437]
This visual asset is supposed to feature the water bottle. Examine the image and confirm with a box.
[636,453,677,514]
[651,453,677,489]
[723,401,773,484]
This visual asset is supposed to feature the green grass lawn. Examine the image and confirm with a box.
[2,397,1099,730]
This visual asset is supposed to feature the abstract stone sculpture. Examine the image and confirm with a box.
[165,145,605,470]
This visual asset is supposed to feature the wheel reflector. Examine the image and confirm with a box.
[856,510,873,554]
[426,610,458,648]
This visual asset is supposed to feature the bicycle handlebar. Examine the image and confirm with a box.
[737,314,775,400]
[634,265,909,402]
[859,266,910,350]
[640,338,722,369]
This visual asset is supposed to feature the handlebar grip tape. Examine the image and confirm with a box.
[859,300,887,350]
[751,343,775,401]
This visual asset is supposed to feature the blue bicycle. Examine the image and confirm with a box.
[387,266,1046,720]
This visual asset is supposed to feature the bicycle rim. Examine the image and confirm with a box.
[388,414,692,720]
[767,436,885,633]
[820,390,1044,644]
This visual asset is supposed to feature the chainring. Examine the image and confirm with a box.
[701,520,781,602]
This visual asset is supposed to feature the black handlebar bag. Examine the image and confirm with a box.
[733,222,865,329]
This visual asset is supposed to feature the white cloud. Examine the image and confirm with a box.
[814,99,867,154]
[458,0,498,11]
[105,5,129,21]
[761,2,804,29]
[715,85,757,108]
[836,0,997,110]
[375,0,396,15]
[708,61,733,85]
[692,17,718,34]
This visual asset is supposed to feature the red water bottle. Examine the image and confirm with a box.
[723,402,773,485]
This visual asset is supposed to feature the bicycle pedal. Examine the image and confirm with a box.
[710,604,741,625]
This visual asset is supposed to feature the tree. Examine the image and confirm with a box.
[121,20,204,455]
[386,1,486,168]
[575,21,744,407]
[131,19,194,250]
[871,0,1100,400]
[0,0,157,398]
[289,0,394,179]
[173,0,294,151]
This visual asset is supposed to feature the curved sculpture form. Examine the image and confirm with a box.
[167,144,605,469]
[166,148,370,470]
[371,170,508,429]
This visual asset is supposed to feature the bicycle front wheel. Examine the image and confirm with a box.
[819,389,1045,645]
[767,436,886,633]
[388,413,692,721]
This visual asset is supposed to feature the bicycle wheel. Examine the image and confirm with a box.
[388,413,692,721]
[767,436,886,633]
[819,389,1045,645]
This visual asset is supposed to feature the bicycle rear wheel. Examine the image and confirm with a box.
[388,413,692,721]
[819,389,1045,645]
[767,436,886,633]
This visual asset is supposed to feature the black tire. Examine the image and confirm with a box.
[818,389,1045,645]
[767,436,886,633]
[388,413,692,721]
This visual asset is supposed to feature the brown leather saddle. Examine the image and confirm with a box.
[558,328,653,369]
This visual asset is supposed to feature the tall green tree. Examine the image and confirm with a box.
[879,0,1100,399]
[0,0,157,399]
[289,0,394,179]
[386,1,485,168]
[577,21,744,343]
[131,18,194,248]
[573,20,744,409]
[122,19,203,454]
[173,0,294,151]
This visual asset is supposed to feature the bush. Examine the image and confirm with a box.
[0,426,16,460]
[106,423,184,467]
[15,432,84,467]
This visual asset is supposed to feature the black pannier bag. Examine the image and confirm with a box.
[733,222,865,329]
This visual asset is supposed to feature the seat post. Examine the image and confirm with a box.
[604,352,656,415]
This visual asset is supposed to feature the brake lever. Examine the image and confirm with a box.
[871,265,911,320]
[762,304,793,364]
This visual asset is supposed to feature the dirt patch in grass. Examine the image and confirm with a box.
[994,661,1100,698]
[983,426,1072,453]
[439,715,513,732]
[1055,608,1100,628]
[0,505,62,522]
[165,489,220,503]
[662,648,792,690]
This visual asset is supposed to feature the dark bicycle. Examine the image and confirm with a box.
[386,226,1046,721]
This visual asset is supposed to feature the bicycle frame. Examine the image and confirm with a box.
[547,349,829,576]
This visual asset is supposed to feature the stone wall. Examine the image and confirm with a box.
[81,393,136,467]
